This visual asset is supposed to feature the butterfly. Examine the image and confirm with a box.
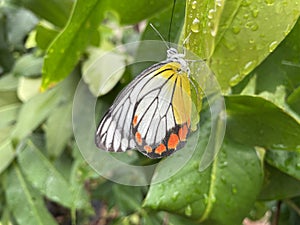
[95,45,200,159]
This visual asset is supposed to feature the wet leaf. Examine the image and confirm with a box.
[144,123,263,225]
[226,95,300,151]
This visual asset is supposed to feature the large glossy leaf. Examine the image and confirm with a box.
[226,95,300,151]
[144,124,263,225]
[6,164,58,225]
[185,0,300,91]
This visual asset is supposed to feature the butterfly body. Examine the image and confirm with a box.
[95,48,194,158]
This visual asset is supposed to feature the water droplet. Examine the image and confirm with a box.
[208,9,215,19]
[265,0,274,5]
[296,163,300,169]
[242,60,256,75]
[269,41,278,52]
[252,8,259,18]
[229,74,242,86]
[249,39,255,44]
[243,13,250,19]
[219,161,228,168]
[231,184,238,194]
[172,191,180,201]
[191,18,200,33]
[232,25,241,34]
[216,0,223,7]
[185,205,193,216]
[191,0,197,9]
[245,21,259,31]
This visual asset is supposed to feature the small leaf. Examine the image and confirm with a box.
[4,6,38,49]
[12,86,61,141]
[18,140,77,208]
[45,102,73,157]
[226,95,300,151]
[82,47,126,96]
[6,164,58,225]
[13,54,43,78]
[17,77,42,102]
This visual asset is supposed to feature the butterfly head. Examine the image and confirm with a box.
[167,47,190,75]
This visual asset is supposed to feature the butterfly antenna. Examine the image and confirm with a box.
[149,23,169,49]
[168,0,176,43]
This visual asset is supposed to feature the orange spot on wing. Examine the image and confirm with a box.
[132,115,138,127]
[155,144,166,155]
[178,125,188,141]
[135,132,142,145]
[168,133,179,149]
[144,145,152,153]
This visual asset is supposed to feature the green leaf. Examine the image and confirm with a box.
[0,103,20,128]
[41,0,104,90]
[186,0,300,90]
[265,150,300,180]
[12,86,61,141]
[144,125,263,225]
[12,54,43,78]
[82,47,126,96]
[18,0,73,27]
[35,24,59,50]
[18,140,79,208]
[17,77,42,102]
[0,74,18,91]
[6,164,58,225]
[287,86,300,115]
[226,95,300,151]
[0,90,19,108]
[259,164,300,200]
[0,139,15,174]
[41,0,174,91]
[45,102,73,157]
[3,5,38,49]
[254,18,300,94]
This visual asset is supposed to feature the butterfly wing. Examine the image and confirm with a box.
[95,61,168,152]
[131,62,192,158]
